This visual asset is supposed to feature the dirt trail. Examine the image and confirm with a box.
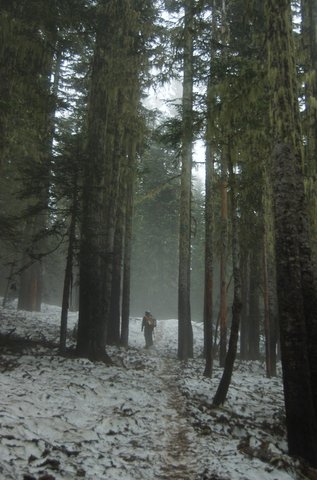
[157,360,200,479]
[151,322,202,479]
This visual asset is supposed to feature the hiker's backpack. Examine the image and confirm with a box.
[147,316,156,327]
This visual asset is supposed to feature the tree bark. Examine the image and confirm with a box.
[178,0,194,361]
[266,0,317,464]
[239,252,249,360]
[263,170,278,376]
[108,170,125,345]
[203,123,214,377]
[213,150,242,406]
[60,181,78,353]
[121,140,136,348]
[76,2,115,361]
[248,246,260,360]
[301,0,317,253]
[18,218,43,313]
[271,142,317,465]
[219,152,228,367]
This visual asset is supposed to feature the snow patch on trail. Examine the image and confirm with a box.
[0,303,307,479]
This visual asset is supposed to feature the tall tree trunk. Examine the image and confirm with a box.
[2,263,15,308]
[121,140,136,348]
[262,237,270,374]
[272,142,317,464]
[263,168,278,376]
[266,0,317,464]
[267,244,279,365]
[203,93,214,377]
[213,150,242,406]
[76,2,115,361]
[101,97,123,346]
[219,151,228,367]
[239,252,249,360]
[298,0,317,419]
[248,246,260,360]
[178,0,194,361]
[76,0,147,355]
[109,118,131,346]
[18,217,43,312]
[301,0,317,257]
[108,172,125,345]
[60,181,78,353]
[213,145,242,407]
[203,0,219,377]
[262,235,277,377]
[18,260,42,312]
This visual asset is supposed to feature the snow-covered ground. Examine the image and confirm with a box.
[0,302,310,479]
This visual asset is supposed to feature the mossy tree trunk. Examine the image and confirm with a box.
[77,0,149,359]
[301,0,317,256]
[266,0,317,465]
[77,1,121,361]
[263,171,278,376]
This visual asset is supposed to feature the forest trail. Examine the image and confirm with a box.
[147,321,203,480]
[156,358,201,479]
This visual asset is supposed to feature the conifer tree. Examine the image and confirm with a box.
[203,79,215,378]
[265,0,317,465]
[178,0,194,361]
[76,0,157,359]
[0,1,59,311]
[301,0,317,257]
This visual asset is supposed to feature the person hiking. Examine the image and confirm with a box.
[141,311,156,348]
